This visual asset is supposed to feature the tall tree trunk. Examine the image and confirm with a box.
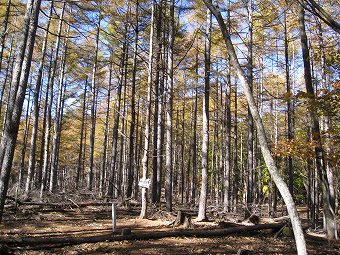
[203,2,307,253]
[0,0,11,78]
[284,10,294,198]
[224,50,232,212]
[156,50,165,204]
[140,1,155,218]
[165,0,174,212]
[191,50,198,204]
[88,13,101,191]
[25,2,53,195]
[151,3,161,204]
[99,62,112,195]
[0,0,42,222]
[180,98,185,204]
[49,23,69,193]
[197,1,211,221]
[297,5,337,240]
[0,37,14,125]
[40,1,65,196]
[232,82,238,211]
[76,77,87,189]
[127,0,139,199]
[108,26,128,197]
[246,0,254,207]
[18,92,31,189]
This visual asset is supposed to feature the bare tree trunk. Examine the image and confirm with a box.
[108,26,128,197]
[0,37,14,125]
[191,51,198,204]
[165,0,174,212]
[0,0,11,77]
[88,13,101,191]
[284,10,294,198]
[197,1,211,221]
[39,53,53,197]
[49,23,69,193]
[156,50,165,204]
[40,1,65,195]
[25,2,53,195]
[151,1,163,204]
[140,1,155,219]
[297,5,337,240]
[99,63,112,195]
[232,82,238,211]
[246,0,254,207]
[224,48,232,212]
[119,43,129,197]
[203,2,307,253]
[76,77,87,189]
[18,92,31,190]
[0,0,42,222]
[180,98,185,204]
[127,0,139,199]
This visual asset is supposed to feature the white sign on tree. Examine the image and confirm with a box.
[138,178,151,189]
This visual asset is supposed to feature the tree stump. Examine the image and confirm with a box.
[173,210,192,228]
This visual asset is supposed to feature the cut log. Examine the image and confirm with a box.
[0,223,285,247]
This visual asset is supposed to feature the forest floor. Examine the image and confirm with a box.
[0,194,339,255]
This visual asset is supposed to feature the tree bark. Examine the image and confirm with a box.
[140,1,155,218]
[99,62,112,195]
[108,26,128,197]
[197,1,211,221]
[0,0,42,222]
[297,5,337,240]
[0,0,11,79]
[76,77,87,189]
[202,1,307,254]
[126,0,139,199]
[88,13,101,191]
[246,0,254,206]
[165,0,174,212]
[25,2,53,195]
[49,22,69,193]
[284,10,294,198]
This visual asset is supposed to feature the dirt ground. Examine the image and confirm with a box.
[0,201,339,255]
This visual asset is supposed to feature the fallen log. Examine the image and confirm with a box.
[0,223,285,248]
[306,233,340,248]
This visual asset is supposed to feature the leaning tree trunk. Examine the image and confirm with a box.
[202,1,307,254]
[0,0,42,223]
[197,1,211,221]
[0,0,11,78]
[297,5,337,240]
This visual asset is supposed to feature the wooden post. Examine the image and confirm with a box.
[112,203,116,232]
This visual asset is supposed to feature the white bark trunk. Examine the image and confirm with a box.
[202,1,307,254]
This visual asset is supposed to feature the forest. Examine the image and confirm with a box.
[0,0,339,254]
